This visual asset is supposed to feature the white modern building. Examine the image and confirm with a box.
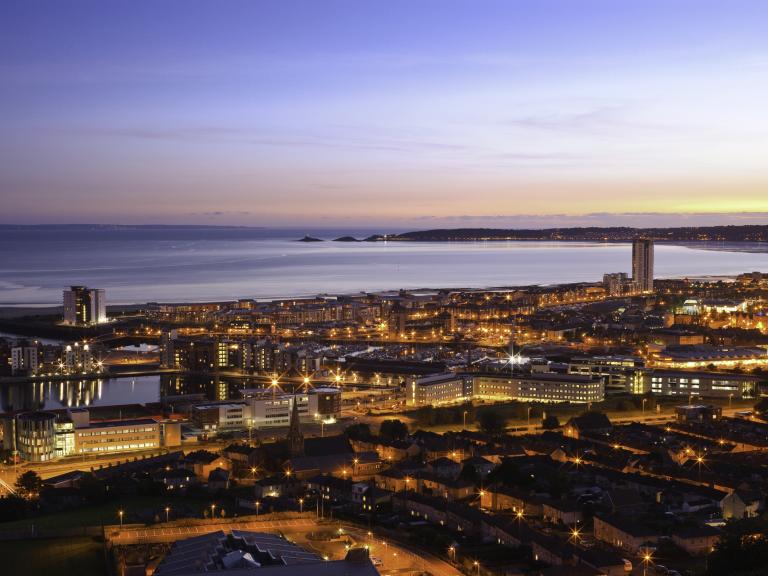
[191,387,344,431]
[406,373,473,407]
[63,285,107,325]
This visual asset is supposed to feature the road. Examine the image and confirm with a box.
[107,517,318,545]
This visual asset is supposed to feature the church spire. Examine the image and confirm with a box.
[287,392,304,457]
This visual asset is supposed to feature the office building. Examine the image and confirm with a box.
[406,373,473,406]
[15,411,57,462]
[203,387,343,430]
[63,285,107,325]
[642,369,760,399]
[567,355,645,394]
[631,239,654,292]
[406,372,604,406]
[191,402,250,432]
[472,373,604,404]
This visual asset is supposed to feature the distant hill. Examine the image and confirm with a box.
[333,236,361,242]
[387,225,768,242]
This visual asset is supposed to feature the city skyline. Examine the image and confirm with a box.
[3,0,768,226]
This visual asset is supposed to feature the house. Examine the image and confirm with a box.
[288,451,381,480]
[307,474,349,503]
[375,468,409,493]
[43,470,86,489]
[542,499,583,525]
[721,488,764,519]
[671,525,721,556]
[603,488,648,515]
[222,443,259,467]
[254,475,294,499]
[182,450,231,480]
[418,473,475,501]
[427,457,462,479]
[593,514,660,554]
[530,531,576,567]
[350,437,420,462]
[208,468,231,491]
[350,482,391,513]
[462,455,495,478]
[153,467,196,491]
[480,485,545,517]
[564,412,612,440]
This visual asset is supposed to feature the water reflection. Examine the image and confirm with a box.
[0,374,269,414]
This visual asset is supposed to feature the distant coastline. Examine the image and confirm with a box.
[3,223,766,243]
[382,225,768,243]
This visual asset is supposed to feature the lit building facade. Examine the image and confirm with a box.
[642,369,759,399]
[63,286,107,325]
[11,344,39,375]
[631,239,654,293]
[406,373,473,406]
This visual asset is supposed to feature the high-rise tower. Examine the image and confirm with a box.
[63,286,107,325]
[632,238,654,293]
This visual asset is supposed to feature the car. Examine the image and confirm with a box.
[655,566,669,575]
[371,557,383,566]
[622,558,633,572]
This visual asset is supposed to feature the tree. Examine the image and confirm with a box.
[344,423,372,441]
[458,463,480,485]
[542,414,560,430]
[379,419,408,441]
[487,459,535,489]
[0,496,29,522]
[478,410,507,435]
[78,472,109,503]
[754,397,768,418]
[15,470,42,498]
[416,405,436,426]
[706,517,768,576]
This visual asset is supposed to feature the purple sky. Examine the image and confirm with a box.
[2,0,768,227]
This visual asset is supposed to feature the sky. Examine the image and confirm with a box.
[1,0,768,228]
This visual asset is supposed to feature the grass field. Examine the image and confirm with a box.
[0,537,106,576]
[0,493,226,534]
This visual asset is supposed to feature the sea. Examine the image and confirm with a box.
[1,226,768,306]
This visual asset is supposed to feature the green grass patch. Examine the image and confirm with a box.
[0,537,106,576]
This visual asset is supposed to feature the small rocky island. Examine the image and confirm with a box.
[333,236,361,242]
[297,235,323,242]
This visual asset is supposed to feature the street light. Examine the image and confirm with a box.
[118,509,124,528]
[642,398,647,414]
[448,546,456,563]
[570,526,581,545]
[463,410,468,429]
[165,506,170,522]
[696,455,705,480]
[642,552,653,576]
[256,500,261,516]
[210,503,216,518]
[299,498,304,513]
[473,560,480,575]
[251,466,258,480]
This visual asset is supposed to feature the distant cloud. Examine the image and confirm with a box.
[189,210,253,217]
